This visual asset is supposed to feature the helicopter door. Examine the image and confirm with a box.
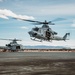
[16,46,20,49]
[45,29,51,40]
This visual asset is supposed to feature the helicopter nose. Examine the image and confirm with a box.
[28,31,37,37]
[28,31,32,35]
[28,31,33,37]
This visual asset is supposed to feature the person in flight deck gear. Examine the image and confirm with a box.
[46,29,51,40]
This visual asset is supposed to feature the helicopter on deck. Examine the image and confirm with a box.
[14,18,70,42]
[0,38,23,52]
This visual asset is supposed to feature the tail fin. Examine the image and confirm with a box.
[63,33,70,40]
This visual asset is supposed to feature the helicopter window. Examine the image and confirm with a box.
[16,46,20,49]
[33,27,39,31]
[6,44,11,47]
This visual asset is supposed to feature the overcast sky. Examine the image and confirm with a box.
[0,0,75,48]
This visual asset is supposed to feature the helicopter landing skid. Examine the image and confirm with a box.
[31,38,42,42]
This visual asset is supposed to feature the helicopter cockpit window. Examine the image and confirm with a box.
[6,44,11,47]
[33,27,39,31]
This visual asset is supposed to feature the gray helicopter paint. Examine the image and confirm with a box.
[28,26,70,42]
[0,39,24,51]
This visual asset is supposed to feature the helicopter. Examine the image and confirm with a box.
[0,38,24,52]
[27,20,70,42]
[14,18,70,42]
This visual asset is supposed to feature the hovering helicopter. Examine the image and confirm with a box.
[28,20,70,42]
[14,18,70,42]
[0,38,24,52]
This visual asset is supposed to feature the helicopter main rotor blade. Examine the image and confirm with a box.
[47,18,66,25]
[21,19,44,24]
[14,17,67,25]
[13,17,41,23]
[10,39,22,41]
[0,38,22,41]
[13,39,22,41]
[48,21,55,25]
[13,17,45,24]
[24,19,55,25]
[0,39,11,40]
[32,22,43,25]
[51,18,66,22]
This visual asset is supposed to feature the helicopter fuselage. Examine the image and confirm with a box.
[0,38,24,52]
[28,25,70,42]
[28,25,57,41]
[6,41,23,51]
